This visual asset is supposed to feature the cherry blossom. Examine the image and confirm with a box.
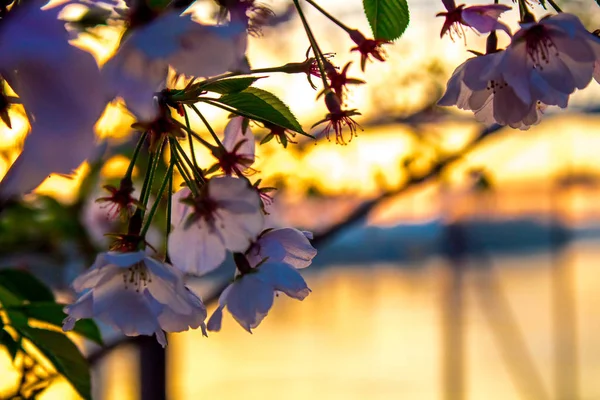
[499,13,600,107]
[103,10,248,121]
[168,176,264,276]
[206,261,310,333]
[324,62,365,102]
[95,178,143,221]
[260,122,297,148]
[438,52,549,129]
[63,251,207,347]
[348,29,391,71]
[246,228,317,269]
[217,0,275,36]
[0,1,107,199]
[437,3,511,40]
[313,92,362,144]
[213,116,255,175]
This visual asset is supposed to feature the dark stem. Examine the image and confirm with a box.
[125,131,148,180]
[183,108,200,172]
[292,0,330,89]
[140,158,175,238]
[165,172,173,263]
[189,104,224,148]
[547,0,563,13]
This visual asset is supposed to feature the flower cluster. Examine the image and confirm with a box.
[438,3,600,130]
[0,0,397,346]
[12,0,597,348]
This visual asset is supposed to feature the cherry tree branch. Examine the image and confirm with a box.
[312,123,503,247]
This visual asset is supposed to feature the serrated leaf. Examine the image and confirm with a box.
[0,328,20,360]
[19,327,91,400]
[10,303,103,345]
[200,77,263,95]
[363,0,410,41]
[0,270,55,302]
[214,88,306,135]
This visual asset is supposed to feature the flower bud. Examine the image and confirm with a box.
[324,91,342,115]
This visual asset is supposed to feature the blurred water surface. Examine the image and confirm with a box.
[90,239,600,400]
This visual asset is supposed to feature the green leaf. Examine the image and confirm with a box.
[363,0,410,41]
[10,303,103,345]
[214,88,307,135]
[0,285,28,326]
[147,0,172,10]
[0,284,21,306]
[19,327,91,400]
[0,270,55,302]
[0,328,20,361]
[200,77,264,95]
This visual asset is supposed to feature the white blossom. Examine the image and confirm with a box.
[498,13,600,107]
[439,52,548,130]
[63,251,207,347]
[103,10,248,121]
[168,176,264,276]
[0,1,107,198]
[206,262,310,333]
[246,228,317,269]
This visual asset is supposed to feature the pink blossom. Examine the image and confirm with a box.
[206,261,310,333]
[498,13,600,106]
[438,52,548,130]
[246,228,317,269]
[103,10,248,121]
[0,1,107,199]
[437,3,511,40]
[215,116,255,175]
[168,176,264,276]
[63,251,207,347]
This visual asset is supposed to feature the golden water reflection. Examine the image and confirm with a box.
[160,239,600,400]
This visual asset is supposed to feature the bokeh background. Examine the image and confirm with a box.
[2,0,600,398]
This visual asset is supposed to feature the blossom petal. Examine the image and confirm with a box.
[258,263,311,301]
[208,177,264,251]
[438,61,468,106]
[226,276,274,332]
[62,291,93,331]
[104,251,146,268]
[247,228,317,269]
[171,188,193,226]
[72,254,121,292]
[207,306,224,332]
[0,3,106,199]
[168,222,228,275]
[92,272,159,336]
[222,116,255,164]
[168,22,248,78]
[462,5,511,35]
